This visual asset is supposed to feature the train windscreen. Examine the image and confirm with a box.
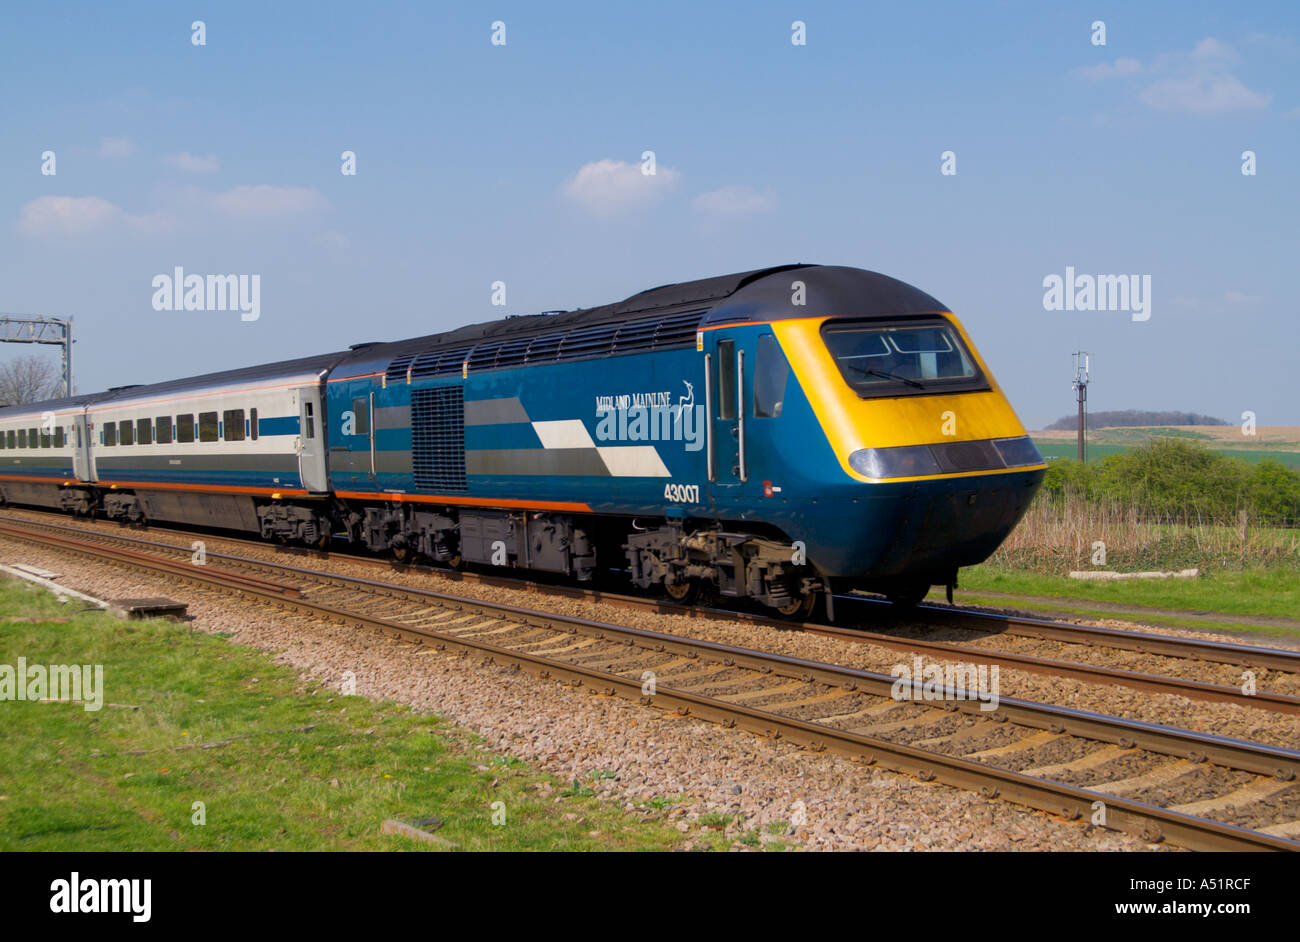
[821,318,989,398]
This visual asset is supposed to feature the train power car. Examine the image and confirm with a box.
[0,264,1046,613]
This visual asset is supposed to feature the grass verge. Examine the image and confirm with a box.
[0,577,730,851]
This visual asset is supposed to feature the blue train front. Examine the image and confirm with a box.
[324,264,1046,612]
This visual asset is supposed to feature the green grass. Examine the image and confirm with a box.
[1033,440,1300,469]
[0,578,738,851]
[949,565,1300,639]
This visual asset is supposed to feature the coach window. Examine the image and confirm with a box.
[155,416,172,445]
[120,420,134,446]
[103,423,116,446]
[305,402,315,439]
[55,426,65,448]
[198,412,219,443]
[717,339,736,420]
[137,418,152,445]
[250,408,258,441]
[40,428,51,447]
[28,427,38,447]
[754,334,791,418]
[177,414,195,443]
[223,409,245,442]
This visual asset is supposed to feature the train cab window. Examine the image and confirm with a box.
[351,398,369,436]
[753,334,790,418]
[223,409,245,442]
[198,412,219,443]
[177,414,195,443]
[717,340,737,420]
[119,420,134,445]
[821,318,986,399]
[54,427,65,448]
[137,418,152,445]
[155,416,172,445]
[304,402,315,439]
[102,423,116,446]
[250,408,258,441]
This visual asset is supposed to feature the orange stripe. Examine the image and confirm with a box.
[0,473,78,484]
[696,311,951,334]
[335,490,591,513]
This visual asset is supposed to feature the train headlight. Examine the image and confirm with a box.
[849,445,940,479]
[849,436,1043,479]
[992,436,1043,468]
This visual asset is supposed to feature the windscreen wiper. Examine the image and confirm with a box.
[845,365,926,389]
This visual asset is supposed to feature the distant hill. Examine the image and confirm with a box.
[1045,409,1230,431]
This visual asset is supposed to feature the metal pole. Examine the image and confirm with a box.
[64,317,74,397]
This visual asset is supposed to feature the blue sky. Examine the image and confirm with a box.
[1,1,1296,428]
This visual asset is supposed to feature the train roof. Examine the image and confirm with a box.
[333,264,949,381]
[0,351,351,416]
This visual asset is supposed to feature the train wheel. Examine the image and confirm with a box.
[773,593,816,620]
[885,582,931,607]
[390,545,410,563]
[665,579,698,604]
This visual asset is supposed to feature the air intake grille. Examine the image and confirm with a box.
[411,386,467,492]
[384,310,705,381]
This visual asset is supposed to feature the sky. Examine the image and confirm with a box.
[1,1,1296,429]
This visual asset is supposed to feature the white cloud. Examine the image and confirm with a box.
[163,152,220,173]
[99,137,136,158]
[1075,57,1142,80]
[1224,290,1262,304]
[692,185,776,216]
[19,196,125,235]
[1139,73,1269,113]
[17,195,174,236]
[1138,39,1270,113]
[209,184,328,216]
[561,159,680,214]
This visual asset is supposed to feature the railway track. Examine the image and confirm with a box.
[3,509,1299,715]
[1,515,1298,851]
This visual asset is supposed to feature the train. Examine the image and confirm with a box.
[0,264,1046,615]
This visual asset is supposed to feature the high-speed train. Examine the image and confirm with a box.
[0,264,1045,613]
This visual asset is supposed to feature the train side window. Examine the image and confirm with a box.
[155,416,172,445]
[250,408,258,441]
[40,428,51,448]
[0,433,5,450]
[717,340,736,420]
[119,420,134,446]
[17,429,26,448]
[54,427,65,448]
[6,430,14,449]
[223,409,245,442]
[28,427,38,447]
[753,334,791,418]
[305,402,315,439]
[137,418,152,445]
[351,398,369,435]
[177,414,195,443]
[198,412,219,443]
[103,423,116,446]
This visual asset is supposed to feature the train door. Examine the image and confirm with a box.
[295,385,329,492]
[343,381,375,482]
[71,412,92,481]
[705,333,747,495]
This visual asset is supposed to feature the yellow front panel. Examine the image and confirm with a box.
[772,315,1040,482]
